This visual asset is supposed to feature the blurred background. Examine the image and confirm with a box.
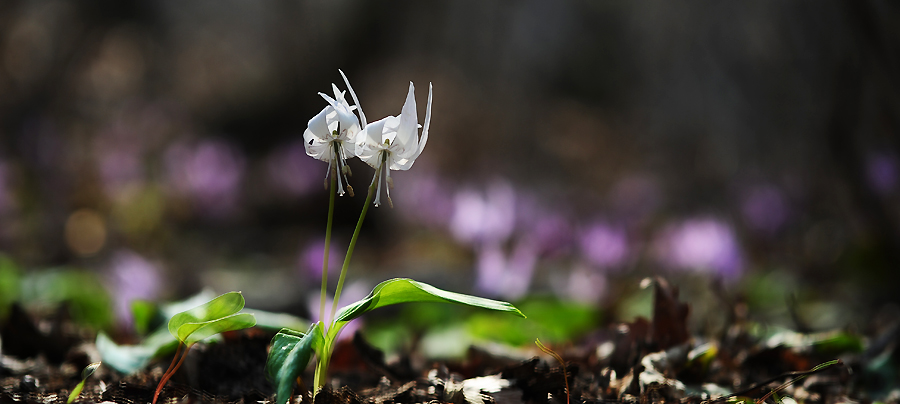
[1,0,899,348]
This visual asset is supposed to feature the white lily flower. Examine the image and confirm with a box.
[303,70,363,196]
[355,81,433,207]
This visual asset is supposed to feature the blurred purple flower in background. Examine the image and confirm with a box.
[475,240,538,299]
[391,170,454,228]
[106,249,162,328]
[557,265,607,304]
[514,195,574,257]
[450,181,516,245]
[654,217,743,280]
[866,152,898,195]
[740,185,789,234]
[164,138,246,218]
[525,213,573,257]
[266,140,320,198]
[579,222,629,270]
[299,238,340,281]
[93,104,171,198]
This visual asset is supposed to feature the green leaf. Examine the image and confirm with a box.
[0,255,21,320]
[466,297,596,346]
[130,300,158,336]
[181,313,258,344]
[167,291,257,344]
[334,278,526,325]
[96,328,180,374]
[266,324,325,404]
[243,308,310,331]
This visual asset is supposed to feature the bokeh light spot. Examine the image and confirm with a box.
[65,209,107,256]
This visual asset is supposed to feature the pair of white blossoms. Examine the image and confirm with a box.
[303,70,433,208]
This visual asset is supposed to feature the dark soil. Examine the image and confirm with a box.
[2,279,897,404]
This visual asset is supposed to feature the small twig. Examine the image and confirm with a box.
[755,360,841,404]
[536,339,570,404]
[706,360,842,404]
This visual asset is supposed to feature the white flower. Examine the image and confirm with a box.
[354,81,432,207]
[303,70,363,196]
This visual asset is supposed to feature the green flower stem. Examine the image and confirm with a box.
[320,173,337,325]
[313,322,348,392]
[328,168,378,326]
[313,348,331,397]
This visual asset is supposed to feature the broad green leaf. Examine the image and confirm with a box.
[178,312,257,344]
[161,289,217,319]
[334,278,525,325]
[96,328,180,374]
[168,291,247,339]
[467,297,596,345]
[130,300,158,336]
[266,324,325,404]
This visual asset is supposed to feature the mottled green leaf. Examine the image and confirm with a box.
[266,324,324,404]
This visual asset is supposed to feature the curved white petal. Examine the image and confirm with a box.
[390,156,415,171]
[307,106,332,139]
[330,83,344,103]
[356,118,388,167]
[303,128,330,161]
[339,70,367,129]
[319,89,360,145]
[417,82,433,158]
[393,82,418,154]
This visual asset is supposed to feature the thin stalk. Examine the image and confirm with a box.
[706,359,842,404]
[536,339,569,404]
[152,343,193,404]
[320,173,337,325]
[328,170,378,325]
[313,345,331,392]
[755,360,841,404]
[313,322,347,393]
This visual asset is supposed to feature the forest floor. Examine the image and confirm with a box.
[1,278,897,404]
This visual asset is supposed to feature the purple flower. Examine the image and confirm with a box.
[450,181,516,245]
[266,140,320,198]
[655,218,743,279]
[475,240,538,299]
[740,185,789,234]
[299,238,340,281]
[390,170,454,227]
[164,138,245,218]
[527,213,573,257]
[579,222,629,269]
[93,103,171,197]
[106,250,162,328]
[514,195,574,257]
[557,265,607,304]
